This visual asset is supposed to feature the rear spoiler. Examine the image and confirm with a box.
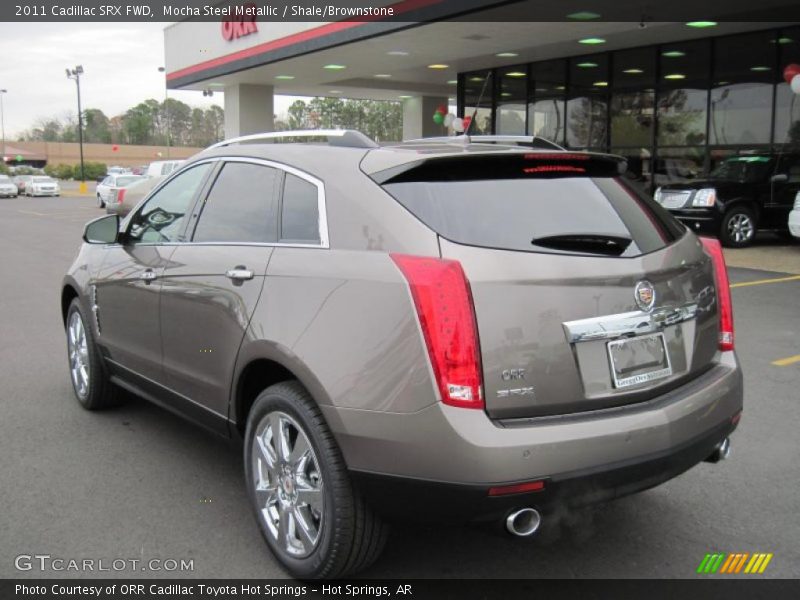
[370,152,627,185]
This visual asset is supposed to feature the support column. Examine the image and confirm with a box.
[224,84,274,139]
[402,95,450,140]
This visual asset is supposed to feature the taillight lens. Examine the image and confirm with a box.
[700,237,734,351]
[117,189,126,204]
[390,254,483,409]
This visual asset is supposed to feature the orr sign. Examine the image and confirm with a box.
[221,4,259,41]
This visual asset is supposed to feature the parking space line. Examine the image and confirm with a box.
[772,355,800,367]
[730,275,800,289]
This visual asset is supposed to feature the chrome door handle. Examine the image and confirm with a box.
[140,270,157,281]
[226,267,254,281]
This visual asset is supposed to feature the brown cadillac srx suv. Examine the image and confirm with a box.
[62,131,743,579]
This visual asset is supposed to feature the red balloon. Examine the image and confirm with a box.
[783,63,800,84]
[436,104,448,115]
[112,145,119,152]
[463,115,473,128]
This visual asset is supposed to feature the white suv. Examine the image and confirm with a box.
[789,191,800,239]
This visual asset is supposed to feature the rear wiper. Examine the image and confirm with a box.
[531,234,632,256]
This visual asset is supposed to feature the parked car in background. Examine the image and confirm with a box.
[105,176,162,216]
[789,191,800,239]
[0,175,19,198]
[145,160,184,178]
[96,174,146,208]
[13,175,32,194]
[654,152,800,247]
[62,131,742,579]
[26,176,60,197]
[96,166,130,183]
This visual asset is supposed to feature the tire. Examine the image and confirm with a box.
[244,381,387,579]
[65,298,122,410]
[720,207,757,248]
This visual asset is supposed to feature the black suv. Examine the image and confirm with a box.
[654,153,800,247]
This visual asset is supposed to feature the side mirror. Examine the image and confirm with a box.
[771,173,789,184]
[83,214,120,244]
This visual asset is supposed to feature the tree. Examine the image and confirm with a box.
[279,97,402,141]
[83,108,111,143]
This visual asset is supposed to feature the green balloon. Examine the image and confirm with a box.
[432,111,444,125]
[15,155,23,162]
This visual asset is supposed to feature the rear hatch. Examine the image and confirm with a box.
[374,151,720,419]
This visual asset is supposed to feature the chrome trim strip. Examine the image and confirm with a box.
[563,303,699,343]
[120,155,330,250]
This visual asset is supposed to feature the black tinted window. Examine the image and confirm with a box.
[193,162,277,243]
[128,163,211,243]
[382,159,683,257]
[280,174,320,244]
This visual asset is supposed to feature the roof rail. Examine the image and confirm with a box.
[397,134,565,150]
[208,129,379,150]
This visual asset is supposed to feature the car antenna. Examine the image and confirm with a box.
[465,71,493,139]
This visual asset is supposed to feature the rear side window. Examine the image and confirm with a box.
[380,154,684,257]
[280,173,320,244]
[192,162,278,243]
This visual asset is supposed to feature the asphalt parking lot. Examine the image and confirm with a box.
[1,194,798,580]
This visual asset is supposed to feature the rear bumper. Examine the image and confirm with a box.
[668,207,720,235]
[325,352,743,520]
[352,418,736,522]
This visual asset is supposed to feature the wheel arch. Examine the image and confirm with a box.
[721,197,760,221]
[61,284,80,326]
[232,342,333,436]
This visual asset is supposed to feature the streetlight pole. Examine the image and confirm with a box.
[0,89,7,165]
[158,67,171,158]
[66,66,86,194]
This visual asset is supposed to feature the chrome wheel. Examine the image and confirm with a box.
[67,311,90,398]
[252,411,324,558]
[727,213,754,244]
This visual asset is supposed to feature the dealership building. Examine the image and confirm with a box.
[164,0,800,191]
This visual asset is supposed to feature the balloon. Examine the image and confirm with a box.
[463,115,473,131]
[443,113,455,127]
[436,104,448,116]
[433,111,444,125]
[792,74,800,95]
[452,118,465,133]
[783,63,800,84]
[112,145,119,152]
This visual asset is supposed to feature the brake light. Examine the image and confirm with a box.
[390,254,483,409]
[117,188,126,204]
[523,165,586,174]
[700,237,734,351]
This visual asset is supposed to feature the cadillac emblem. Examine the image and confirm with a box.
[634,280,656,312]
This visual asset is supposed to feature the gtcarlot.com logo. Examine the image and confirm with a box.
[14,554,194,573]
[697,552,774,574]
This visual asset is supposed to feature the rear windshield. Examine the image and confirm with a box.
[378,155,685,257]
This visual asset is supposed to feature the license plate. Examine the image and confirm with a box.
[607,333,672,389]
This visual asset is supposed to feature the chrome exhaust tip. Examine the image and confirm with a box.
[705,437,732,463]
[505,508,542,537]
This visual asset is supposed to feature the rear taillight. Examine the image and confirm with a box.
[700,237,734,351]
[390,254,483,409]
[117,189,126,204]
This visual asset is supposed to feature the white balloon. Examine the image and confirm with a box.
[792,74,800,94]
[452,117,465,133]
[444,113,455,127]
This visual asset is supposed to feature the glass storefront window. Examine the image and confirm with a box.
[528,60,566,144]
[462,69,493,134]
[611,91,655,147]
[710,32,775,145]
[657,40,710,147]
[775,27,800,146]
[496,66,527,135]
[567,54,608,149]
[612,147,654,195]
[654,147,707,187]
